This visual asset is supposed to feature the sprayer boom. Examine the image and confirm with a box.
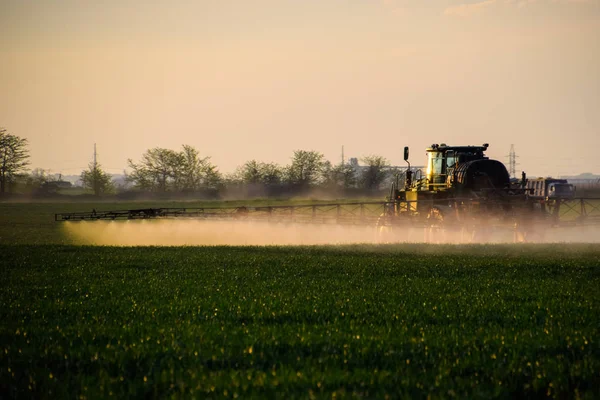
[55,198,600,229]
[55,202,392,225]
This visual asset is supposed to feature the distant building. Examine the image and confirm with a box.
[42,181,72,189]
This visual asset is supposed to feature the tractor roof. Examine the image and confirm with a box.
[426,143,489,153]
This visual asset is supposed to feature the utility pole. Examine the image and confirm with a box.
[507,144,518,179]
[341,145,345,166]
[93,143,99,196]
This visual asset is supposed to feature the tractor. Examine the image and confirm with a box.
[379,143,535,242]
[55,142,600,243]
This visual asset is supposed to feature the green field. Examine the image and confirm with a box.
[1,202,600,398]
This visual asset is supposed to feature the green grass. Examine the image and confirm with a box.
[2,244,600,398]
[1,201,599,398]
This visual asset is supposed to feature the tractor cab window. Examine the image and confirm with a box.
[427,151,444,183]
[446,151,457,169]
[553,184,572,194]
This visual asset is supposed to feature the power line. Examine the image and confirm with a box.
[507,144,518,179]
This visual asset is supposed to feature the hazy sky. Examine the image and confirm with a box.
[1,0,599,177]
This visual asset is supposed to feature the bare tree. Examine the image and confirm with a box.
[0,128,30,193]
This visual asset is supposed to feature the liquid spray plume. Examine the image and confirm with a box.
[62,220,600,246]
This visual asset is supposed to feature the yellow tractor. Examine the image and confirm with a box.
[379,143,533,242]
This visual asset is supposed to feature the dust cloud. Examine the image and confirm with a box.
[62,220,600,246]
[63,220,384,246]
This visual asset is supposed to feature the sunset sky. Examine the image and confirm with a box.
[1,0,599,177]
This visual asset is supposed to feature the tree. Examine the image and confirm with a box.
[326,163,357,188]
[360,155,390,190]
[127,148,182,192]
[285,150,327,187]
[0,128,30,193]
[127,145,219,192]
[259,162,283,186]
[178,145,215,191]
[234,160,283,186]
[236,160,263,185]
[80,163,114,195]
[203,164,223,190]
[27,168,50,189]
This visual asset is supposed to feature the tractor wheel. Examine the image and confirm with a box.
[513,206,547,243]
[425,206,465,244]
[425,206,448,243]
[376,213,395,243]
[376,212,413,243]
[513,219,546,243]
[469,216,494,243]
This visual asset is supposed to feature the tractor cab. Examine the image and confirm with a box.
[423,143,489,191]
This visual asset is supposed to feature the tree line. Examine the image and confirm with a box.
[0,127,393,196]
